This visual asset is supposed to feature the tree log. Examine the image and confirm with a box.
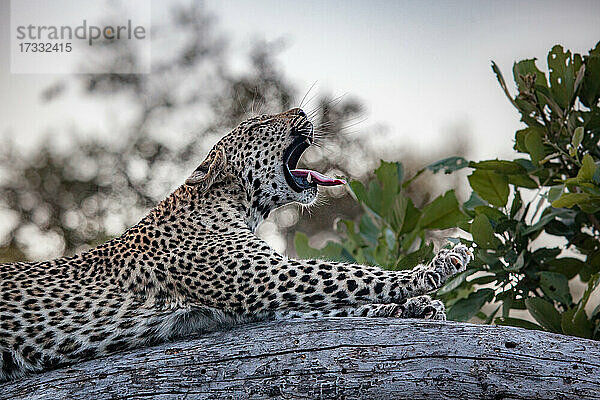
[1,319,599,400]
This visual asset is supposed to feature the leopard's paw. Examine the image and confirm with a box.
[421,299,446,320]
[425,244,473,289]
[393,295,446,320]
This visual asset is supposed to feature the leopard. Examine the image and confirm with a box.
[0,108,472,382]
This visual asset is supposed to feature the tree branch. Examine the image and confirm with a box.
[2,319,599,400]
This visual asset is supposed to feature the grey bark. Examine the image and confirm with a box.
[1,319,599,400]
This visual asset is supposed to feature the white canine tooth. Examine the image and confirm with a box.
[306,173,312,183]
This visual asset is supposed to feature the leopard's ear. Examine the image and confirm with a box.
[185,146,228,192]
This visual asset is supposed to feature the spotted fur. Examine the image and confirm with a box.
[0,108,471,382]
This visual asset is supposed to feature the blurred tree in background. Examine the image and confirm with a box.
[0,2,468,262]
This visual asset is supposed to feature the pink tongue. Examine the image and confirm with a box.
[291,169,346,186]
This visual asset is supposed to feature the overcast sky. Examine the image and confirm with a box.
[1,0,600,160]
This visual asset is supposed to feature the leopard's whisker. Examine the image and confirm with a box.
[299,81,318,109]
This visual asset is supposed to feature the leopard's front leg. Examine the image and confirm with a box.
[184,243,470,327]
[274,295,447,320]
[259,244,472,313]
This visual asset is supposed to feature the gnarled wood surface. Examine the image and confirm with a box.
[1,319,599,400]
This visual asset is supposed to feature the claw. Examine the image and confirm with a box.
[452,244,474,260]
[422,306,436,319]
[449,255,462,267]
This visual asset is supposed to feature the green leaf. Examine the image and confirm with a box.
[402,157,468,188]
[510,190,523,218]
[383,227,396,251]
[515,129,529,153]
[476,248,506,269]
[471,214,501,250]
[547,186,564,203]
[561,307,593,338]
[524,128,546,165]
[522,208,569,235]
[579,198,600,214]
[538,271,572,305]
[548,257,586,279]
[495,317,543,331]
[375,160,400,193]
[580,273,600,310]
[531,247,562,263]
[419,190,468,230]
[492,60,519,109]
[513,58,548,91]
[580,42,600,108]
[396,162,405,184]
[593,165,600,185]
[572,126,584,149]
[447,288,494,322]
[468,170,509,207]
[537,88,565,119]
[498,292,526,311]
[552,192,591,208]
[294,232,344,261]
[469,159,526,175]
[573,61,586,103]
[374,235,392,266]
[525,297,562,333]
[375,161,401,218]
[474,206,506,223]
[583,254,600,282]
[390,195,408,231]
[484,305,501,324]
[399,197,422,234]
[508,174,539,189]
[339,247,357,263]
[514,158,537,172]
[294,232,321,259]
[359,214,379,246]
[547,45,576,109]
[577,154,597,181]
[400,230,420,252]
[592,303,600,320]
[505,250,525,272]
[338,220,362,248]
[367,180,383,214]
[475,311,487,320]
[463,191,487,211]
[437,268,475,296]
[503,244,526,271]
[349,181,368,203]
[322,243,348,261]
[427,156,469,174]
[362,248,377,266]
[469,275,497,285]
[395,242,434,270]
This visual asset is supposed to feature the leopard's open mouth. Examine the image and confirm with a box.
[283,136,346,192]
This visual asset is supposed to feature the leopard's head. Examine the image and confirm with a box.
[185,108,345,225]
